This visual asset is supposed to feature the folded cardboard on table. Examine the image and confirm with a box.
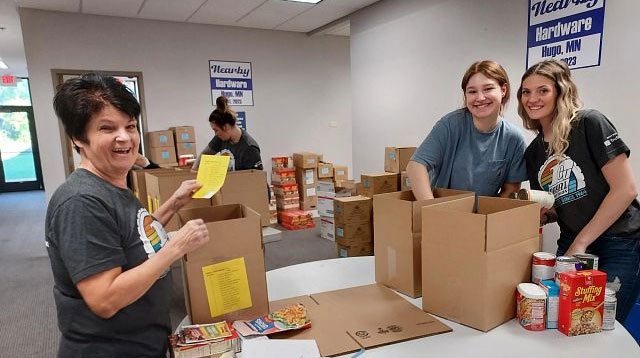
[374,189,473,298]
[178,204,269,325]
[270,284,451,357]
[421,195,540,331]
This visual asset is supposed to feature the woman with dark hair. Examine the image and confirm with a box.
[407,60,527,199]
[518,59,639,324]
[46,73,209,357]
[192,96,263,171]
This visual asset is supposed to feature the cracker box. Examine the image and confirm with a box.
[558,270,606,336]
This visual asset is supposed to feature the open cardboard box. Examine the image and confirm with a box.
[374,189,473,298]
[270,284,451,356]
[212,169,270,227]
[178,204,269,324]
[421,195,540,331]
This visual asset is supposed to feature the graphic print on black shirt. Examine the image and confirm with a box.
[538,154,588,207]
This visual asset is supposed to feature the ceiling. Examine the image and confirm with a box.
[0,0,379,77]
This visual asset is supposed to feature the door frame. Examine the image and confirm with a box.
[0,105,44,192]
[51,69,148,177]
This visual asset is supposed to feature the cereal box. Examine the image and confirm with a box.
[558,270,606,336]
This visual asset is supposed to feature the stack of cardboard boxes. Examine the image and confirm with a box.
[293,152,319,212]
[271,156,314,230]
[171,126,197,164]
[317,180,352,241]
[333,195,373,257]
[147,130,177,166]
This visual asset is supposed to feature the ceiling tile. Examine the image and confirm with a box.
[276,3,353,32]
[138,0,207,22]
[188,0,265,26]
[320,0,379,10]
[82,0,144,18]
[236,0,312,30]
[17,0,79,12]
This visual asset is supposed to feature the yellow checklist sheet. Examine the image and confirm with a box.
[201,257,253,318]
[192,154,231,199]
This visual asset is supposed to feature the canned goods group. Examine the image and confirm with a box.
[555,256,580,283]
[573,253,599,270]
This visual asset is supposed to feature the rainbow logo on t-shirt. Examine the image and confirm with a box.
[136,208,169,258]
[538,154,587,207]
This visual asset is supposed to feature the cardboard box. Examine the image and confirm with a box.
[333,166,348,181]
[334,196,372,224]
[360,173,399,197]
[320,216,335,241]
[171,126,196,143]
[270,284,451,357]
[295,167,318,186]
[176,142,197,157]
[335,221,372,244]
[215,170,271,227]
[337,242,373,257]
[421,196,541,331]
[129,167,177,209]
[374,189,474,298]
[299,196,318,211]
[384,147,416,173]
[293,152,318,169]
[147,130,175,148]
[400,171,411,191]
[317,162,334,179]
[298,183,317,202]
[145,170,213,231]
[177,204,268,324]
[149,146,178,165]
[271,168,296,185]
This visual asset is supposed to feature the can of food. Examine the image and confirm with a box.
[573,253,599,270]
[517,283,547,331]
[555,256,580,284]
[532,252,556,283]
[516,188,555,209]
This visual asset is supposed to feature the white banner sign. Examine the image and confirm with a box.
[527,0,605,70]
[210,60,253,106]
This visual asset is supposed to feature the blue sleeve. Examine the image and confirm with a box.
[505,127,528,183]
[411,119,449,172]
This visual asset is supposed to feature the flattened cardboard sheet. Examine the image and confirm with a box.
[269,284,451,357]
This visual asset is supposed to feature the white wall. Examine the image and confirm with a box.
[350,0,640,253]
[19,8,352,200]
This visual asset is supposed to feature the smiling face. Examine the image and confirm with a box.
[520,74,558,125]
[75,104,140,183]
[464,73,507,121]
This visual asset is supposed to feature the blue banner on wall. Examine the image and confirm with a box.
[236,111,246,130]
[527,0,605,70]
[210,60,253,106]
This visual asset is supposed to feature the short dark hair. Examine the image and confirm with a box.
[208,96,236,127]
[53,73,140,149]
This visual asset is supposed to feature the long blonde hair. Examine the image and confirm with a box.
[517,59,582,155]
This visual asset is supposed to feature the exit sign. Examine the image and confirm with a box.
[1,75,17,86]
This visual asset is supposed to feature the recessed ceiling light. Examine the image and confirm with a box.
[0,58,8,69]
[283,0,323,4]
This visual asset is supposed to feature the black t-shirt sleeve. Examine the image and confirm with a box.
[583,110,630,168]
[52,195,126,284]
[244,145,263,170]
[524,138,544,190]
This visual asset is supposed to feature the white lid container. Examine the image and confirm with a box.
[517,283,547,299]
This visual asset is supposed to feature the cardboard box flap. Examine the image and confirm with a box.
[269,296,361,357]
[373,194,413,234]
[480,197,540,252]
[178,204,263,260]
[421,196,485,251]
[270,284,451,356]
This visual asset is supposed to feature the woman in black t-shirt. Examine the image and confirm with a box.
[192,96,263,171]
[517,59,640,325]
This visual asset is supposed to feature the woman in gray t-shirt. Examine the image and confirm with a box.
[407,61,527,199]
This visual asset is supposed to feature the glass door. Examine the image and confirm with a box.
[0,107,43,191]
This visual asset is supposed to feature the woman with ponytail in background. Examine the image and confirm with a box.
[192,96,263,171]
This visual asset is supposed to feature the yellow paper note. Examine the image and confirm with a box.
[201,257,253,318]
[193,154,231,198]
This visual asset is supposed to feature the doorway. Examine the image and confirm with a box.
[0,78,44,192]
